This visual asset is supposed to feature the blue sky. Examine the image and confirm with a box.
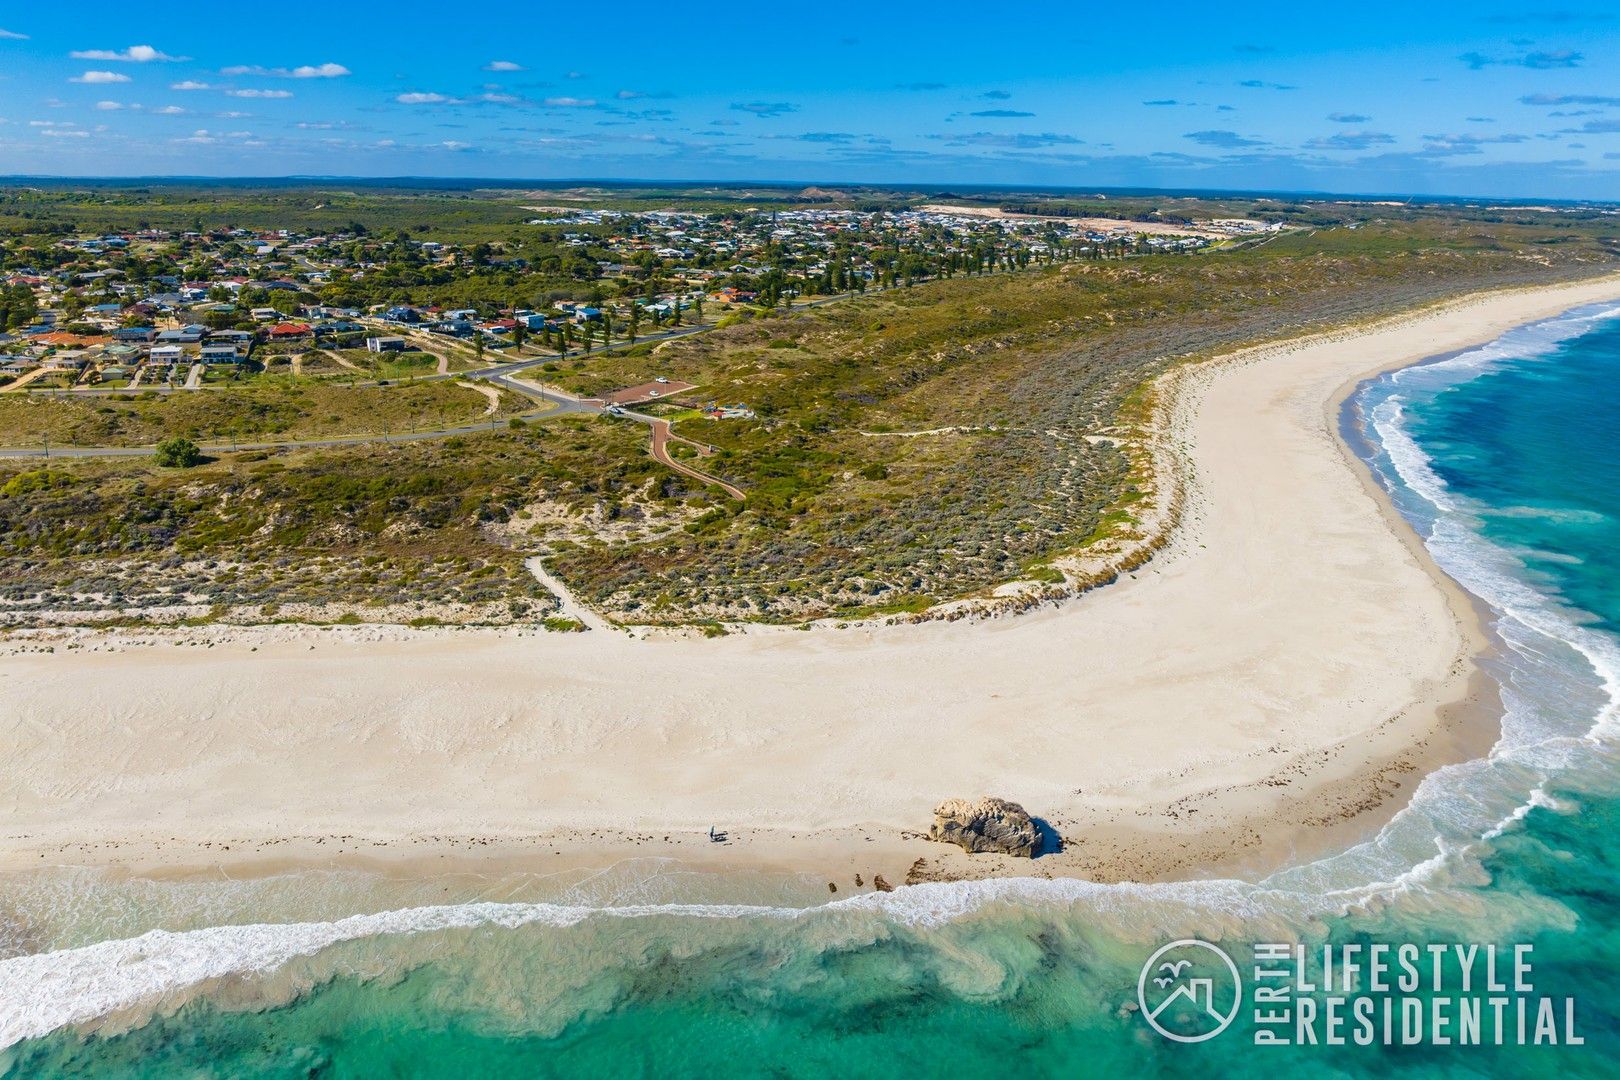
[1,2,1618,198]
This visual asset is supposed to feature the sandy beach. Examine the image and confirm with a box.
[7,275,1620,887]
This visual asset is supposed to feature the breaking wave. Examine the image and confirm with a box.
[7,301,1620,1051]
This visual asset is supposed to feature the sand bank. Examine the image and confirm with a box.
[7,276,1620,885]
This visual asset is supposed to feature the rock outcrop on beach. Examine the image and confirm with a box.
[928,796,1041,857]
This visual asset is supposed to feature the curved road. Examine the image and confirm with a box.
[0,402,563,459]
[0,286,919,486]
[644,418,745,500]
[0,373,750,502]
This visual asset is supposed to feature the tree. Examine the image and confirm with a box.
[512,322,528,350]
[473,334,485,363]
[154,437,202,468]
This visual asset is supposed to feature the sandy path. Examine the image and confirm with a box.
[456,381,501,415]
[5,277,1620,883]
[525,557,614,633]
[0,367,53,392]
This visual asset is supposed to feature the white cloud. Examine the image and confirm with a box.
[0,29,29,40]
[154,105,187,115]
[94,100,123,110]
[221,62,350,78]
[70,71,131,84]
[293,63,350,78]
[179,129,216,143]
[395,90,525,107]
[226,89,293,99]
[544,96,596,107]
[71,45,185,62]
[484,60,523,72]
[42,128,89,138]
[170,80,212,91]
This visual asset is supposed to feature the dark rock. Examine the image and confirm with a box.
[929,796,1041,857]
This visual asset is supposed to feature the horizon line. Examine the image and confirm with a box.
[0,174,1614,208]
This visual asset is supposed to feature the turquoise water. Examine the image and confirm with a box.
[5,304,1620,1077]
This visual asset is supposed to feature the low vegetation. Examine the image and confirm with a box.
[0,207,1613,627]
[0,380,521,447]
[0,424,673,626]
[542,222,1612,621]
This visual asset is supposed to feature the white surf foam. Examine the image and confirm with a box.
[8,301,1620,1049]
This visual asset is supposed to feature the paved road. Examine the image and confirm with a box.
[493,374,748,500]
[0,403,563,459]
[0,284,888,400]
[0,286,913,480]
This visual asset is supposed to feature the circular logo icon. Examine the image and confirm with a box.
[1137,939,1242,1043]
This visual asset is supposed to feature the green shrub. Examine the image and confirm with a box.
[1,469,76,497]
[542,616,586,632]
[154,437,203,468]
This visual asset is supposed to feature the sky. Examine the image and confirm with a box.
[0,2,1618,199]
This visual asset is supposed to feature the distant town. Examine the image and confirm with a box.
[0,203,1277,394]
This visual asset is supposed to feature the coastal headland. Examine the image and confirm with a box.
[6,275,1620,888]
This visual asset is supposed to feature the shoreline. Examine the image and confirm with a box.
[6,276,1620,890]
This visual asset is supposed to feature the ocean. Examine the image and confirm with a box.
[4,301,1620,1077]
